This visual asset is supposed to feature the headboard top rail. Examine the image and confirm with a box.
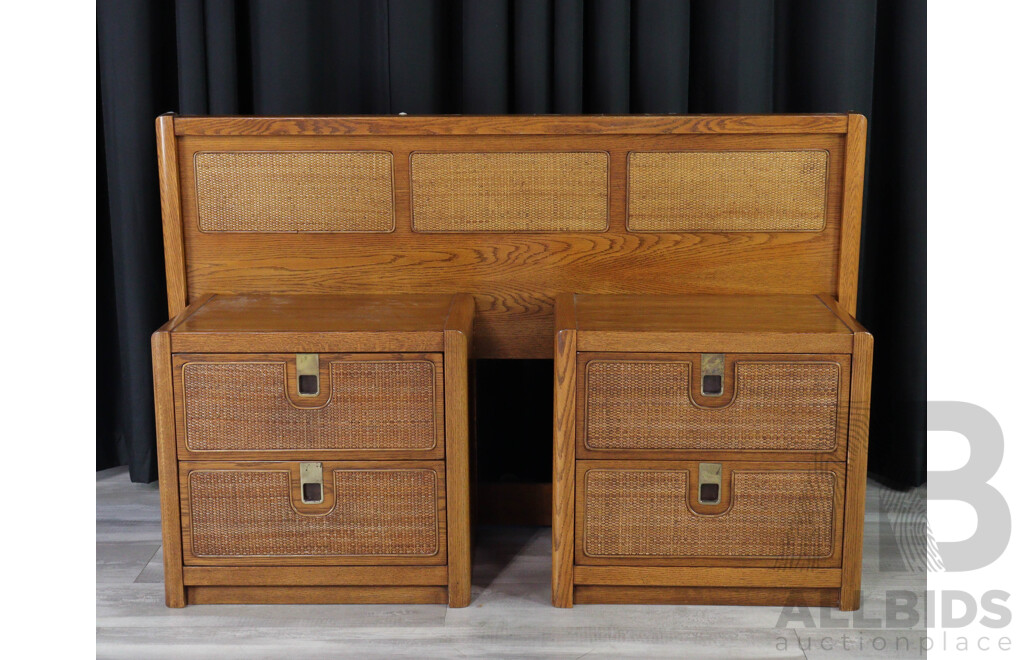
[173,113,850,137]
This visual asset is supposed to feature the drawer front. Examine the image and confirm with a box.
[175,353,443,458]
[579,353,849,459]
[181,461,446,565]
[576,461,844,567]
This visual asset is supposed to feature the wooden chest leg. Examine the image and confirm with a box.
[444,296,474,607]
[840,331,873,610]
[552,294,577,608]
[152,330,185,607]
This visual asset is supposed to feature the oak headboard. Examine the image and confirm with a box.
[156,114,866,358]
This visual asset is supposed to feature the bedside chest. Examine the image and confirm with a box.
[552,293,872,610]
[151,293,474,607]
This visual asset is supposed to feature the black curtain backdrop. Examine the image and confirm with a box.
[98,0,927,488]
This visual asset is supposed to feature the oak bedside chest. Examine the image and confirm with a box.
[152,293,474,607]
[553,293,872,610]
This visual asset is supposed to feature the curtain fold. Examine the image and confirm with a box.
[98,0,926,487]
[584,0,630,113]
[860,0,926,486]
[97,0,179,480]
[773,0,878,112]
[552,0,584,113]
[630,0,690,113]
[512,0,551,113]
[689,0,774,112]
[461,0,510,113]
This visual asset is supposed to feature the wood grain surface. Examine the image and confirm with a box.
[841,330,874,610]
[156,115,187,316]
[573,566,842,588]
[173,114,851,136]
[181,565,448,586]
[151,331,185,607]
[443,293,475,607]
[156,116,865,358]
[838,114,868,316]
[573,585,841,607]
[551,293,578,607]
[187,585,448,605]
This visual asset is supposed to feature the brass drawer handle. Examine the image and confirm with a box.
[299,462,323,504]
[698,462,722,505]
[296,353,320,396]
[700,353,724,396]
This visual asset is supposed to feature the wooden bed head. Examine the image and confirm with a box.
[156,113,866,358]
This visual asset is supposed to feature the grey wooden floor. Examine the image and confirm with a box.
[97,467,926,659]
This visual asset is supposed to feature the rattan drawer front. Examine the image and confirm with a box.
[194,151,394,232]
[411,152,609,232]
[577,461,844,566]
[627,150,829,232]
[581,353,848,457]
[177,353,442,457]
[181,461,446,565]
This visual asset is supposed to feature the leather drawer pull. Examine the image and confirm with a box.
[296,353,320,396]
[299,462,324,504]
[700,353,724,396]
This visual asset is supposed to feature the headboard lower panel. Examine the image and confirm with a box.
[160,115,865,358]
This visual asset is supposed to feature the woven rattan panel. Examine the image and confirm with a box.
[585,360,840,451]
[194,151,394,232]
[183,360,436,451]
[188,469,439,557]
[583,469,835,558]
[627,150,829,232]
[410,152,609,232]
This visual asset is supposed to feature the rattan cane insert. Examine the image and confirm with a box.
[585,360,840,451]
[583,469,836,558]
[188,468,439,557]
[411,152,609,232]
[194,151,394,232]
[627,150,829,232]
[183,360,437,452]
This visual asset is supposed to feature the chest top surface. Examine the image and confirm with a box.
[571,294,854,337]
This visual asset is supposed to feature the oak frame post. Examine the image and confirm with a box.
[838,113,867,316]
[552,294,578,607]
[840,330,874,610]
[443,294,475,607]
[152,328,185,607]
[156,114,188,316]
